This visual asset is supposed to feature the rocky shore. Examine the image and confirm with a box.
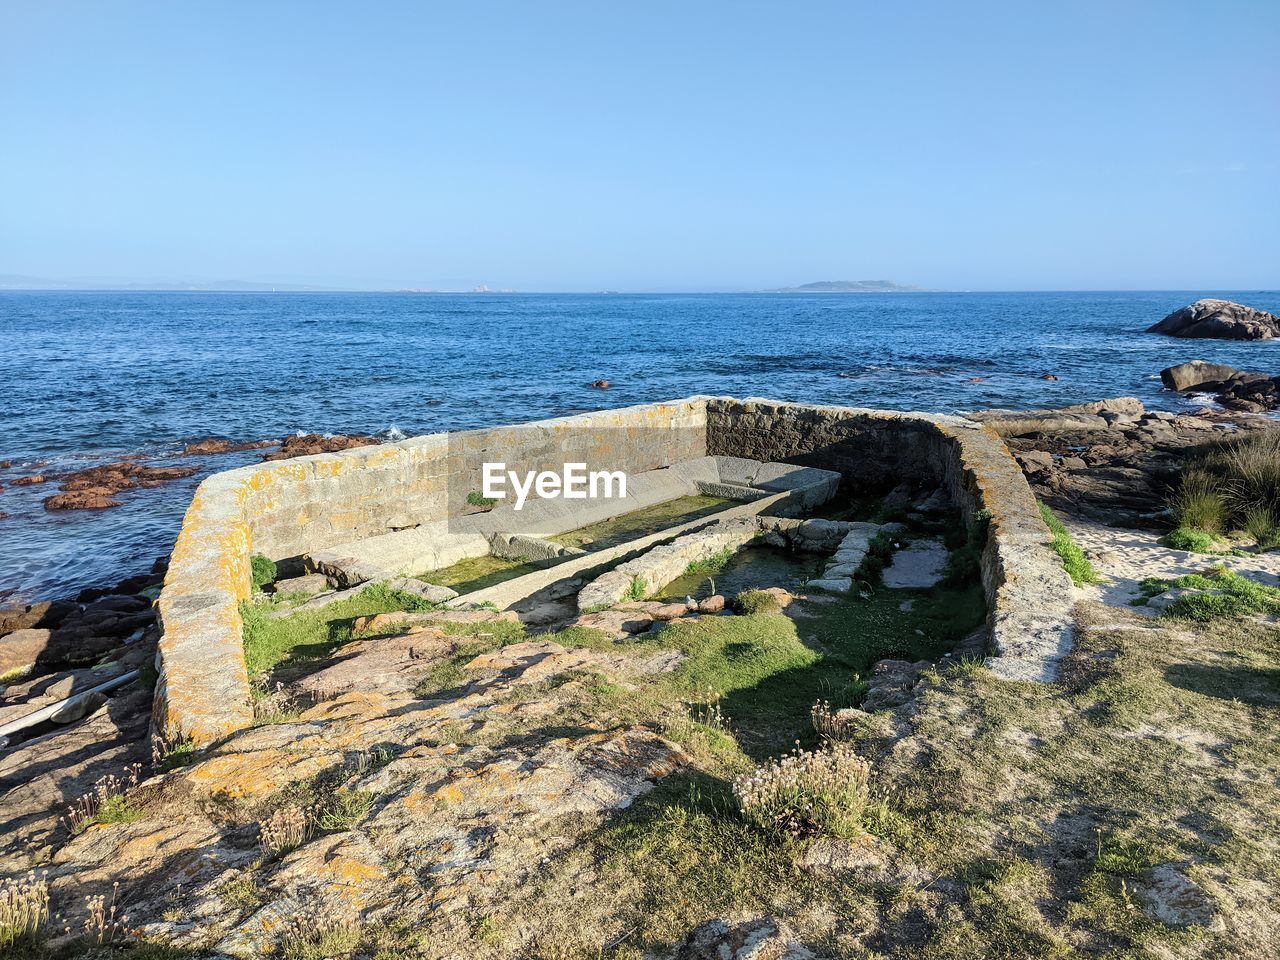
[1,393,1278,958]
[0,433,380,516]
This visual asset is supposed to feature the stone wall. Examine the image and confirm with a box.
[706,398,1075,681]
[155,395,1073,747]
[154,399,710,745]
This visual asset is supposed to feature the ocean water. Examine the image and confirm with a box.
[2,290,1277,603]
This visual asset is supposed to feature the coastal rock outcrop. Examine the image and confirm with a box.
[1147,299,1280,340]
[181,438,277,456]
[1159,360,1280,413]
[41,461,198,511]
[1160,360,1245,392]
[262,433,379,460]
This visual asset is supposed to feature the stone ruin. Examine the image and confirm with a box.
[153,396,1075,745]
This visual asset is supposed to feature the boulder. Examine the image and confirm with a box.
[0,599,76,636]
[262,433,379,461]
[1148,299,1280,340]
[0,628,51,674]
[1160,360,1246,392]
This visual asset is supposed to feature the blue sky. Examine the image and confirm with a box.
[2,1,1276,291]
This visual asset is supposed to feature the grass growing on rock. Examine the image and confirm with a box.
[1039,501,1102,585]
[240,582,437,677]
[500,600,1280,958]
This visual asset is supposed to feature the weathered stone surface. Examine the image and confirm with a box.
[570,609,656,638]
[670,916,815,959]
[0,627,52,674]
[262,432,379,460]
[697,594,726,613]
[271,572,330,596]
[1138,864,1219,928]
[577,517,760,611]
[384,577,458,603]
[0,599,76,636]
[352,608,519,637]
[1148,298,1280,340]
[1160,360,1247,392]
[808,577,853,593]
[882,538,949,589]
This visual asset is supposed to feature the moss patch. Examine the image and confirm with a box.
[550,495,733,552]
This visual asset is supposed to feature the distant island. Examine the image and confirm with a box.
[768,280,926,293]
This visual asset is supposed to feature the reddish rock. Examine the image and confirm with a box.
[697,594,726,614]
[0,460,11,469]
[181,438,277,456]
[263,434,379,461]
[43,491,122,511]
[590,379,610,389]
[0,628,52,675]
[13,475,46,486]
[1041,374,1059,381]
[41,461,198,510]
[651,602,692,622]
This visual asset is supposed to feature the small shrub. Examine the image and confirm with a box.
[0,872,48,953]
[856,531,896,583]
[733,742,871,839]
[278,912,361,960]
[733,589,780,615]
[83,883,126,946]
[151,735,197,771]
[250,554,277,591]
[625,575,648,602]
[1162,526,1218,553]
[1243,505,1279,548]
[810,699,856,740]
[220,874,263,911]
[317,791,376,832]
[259,804,313,856]
[63,765,142,834]
[466,490,497,508]
[1038,502,1101,585]
[1172,468,1226,533]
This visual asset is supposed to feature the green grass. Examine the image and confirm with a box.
[1162,526,1219,553]
[317,790,376,832]
[1170,429,1280,546]
[466,490,498,508]
[682,546,735,577]
[240,582,433,678]
[1038,501,1102,585]
[733,589,780,615]
[93,794,144,827]
[417,553,549,594]
[1164,567,1280,621]
[550,494,733,551]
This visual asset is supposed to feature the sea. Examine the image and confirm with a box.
[2,289,1277,604]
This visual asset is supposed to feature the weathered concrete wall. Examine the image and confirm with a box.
[706,398,1075,681]
[154,399,710,745]
[155,395,1073,747]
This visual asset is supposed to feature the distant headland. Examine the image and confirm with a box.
[767,280,927,293]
